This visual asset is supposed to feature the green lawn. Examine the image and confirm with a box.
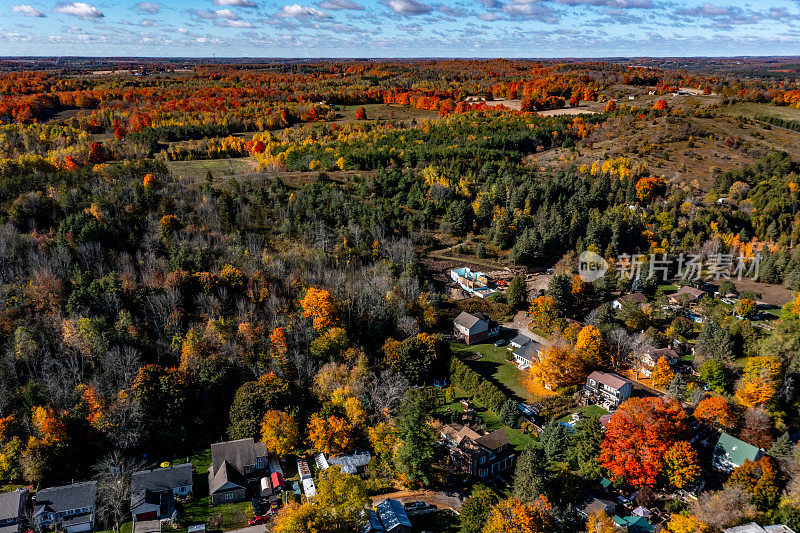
[409,509,460,532]
[556,405,608,424]
[165,158,254,183]
[97,522,133,533]
[174,498,252,533]
[449,341,530,403]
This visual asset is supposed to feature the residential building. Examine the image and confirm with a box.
[577,496,615,519]
[208,438,268,505]
[314,451,371,475]
[450,267,495,298]
[130,463,193,522]
[511,339,542,370]
[452,311,499,345]
[0,490,27,533]
[584,371,632,408]
[669,286,706,306]
[639,345,679,377]
[713,432,763,472]
[725,524,796,533]
[611,293,647,309]
[33,481,97,533]
[613,515,655,533]
[439,424,514,479]
[361,499,412,533]
[508,333,531,350]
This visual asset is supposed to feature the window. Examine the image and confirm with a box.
[480,456,485,464]
[225,493,234,501]
[479,468,488,477]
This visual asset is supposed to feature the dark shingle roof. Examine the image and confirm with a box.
[131,463,192,508]
[474,429,510,451]
[376,499,411,532]
[208,461,246,494]
[453,311,489,330]
[34,481,96,516]
[211,439,257,476]
[0,490,25,522]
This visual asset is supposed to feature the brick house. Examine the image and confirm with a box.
[440,424,514,479]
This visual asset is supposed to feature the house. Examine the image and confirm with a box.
[639,346,679,377]
[508,333,531,350]
[613,515,655,533]
[452,312,499,345]
[611,293,647,309]
[450,268,495,298]
[725,524,797,533]
[301,478,316,502]
[364,499,411,533]
[713,432,763,472]
[297,459,312,481]
[314,451,371,475]
[577,496,615,519]
[669,286,706,307]
[208,438,268,505]
[0,490,27,533]
[130,463,193,522]
[511,340,542,370]
[33,481,97,533]
[584,371,632,408]
[440,424,514,479]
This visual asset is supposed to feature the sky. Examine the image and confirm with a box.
[1,0,800,57]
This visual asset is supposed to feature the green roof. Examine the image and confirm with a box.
[600,477,612,488]
[613,515,654,533]
[714,432,762,467]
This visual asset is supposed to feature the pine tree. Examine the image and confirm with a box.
[539,420,570,463]
[500,399,520,428]
[513,445,549,502]
[506,275,527,309]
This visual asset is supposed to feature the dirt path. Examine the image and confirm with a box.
[370,489,467,512]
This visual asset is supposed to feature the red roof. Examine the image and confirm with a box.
[270,472,283,488]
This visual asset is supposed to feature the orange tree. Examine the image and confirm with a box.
[598,397,688,486]
[651,356,674,389]
[726,457,781,510]
[301,287,339,330]
[260,410,299,457]
[693,396,736,430]
[483,496,552,533]
[663,440,701,489]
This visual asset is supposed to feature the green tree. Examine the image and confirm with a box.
[699,359,727,393]
[513,445,549,502]
[460,484,497,533]
[547,274,573,315]
[500,399,520,428]
[227,373,289,440]
[540,420,570,463]
[506,275,527,309]
[394,390,436,487]
[568,417,604,480]
[445,200,473,236]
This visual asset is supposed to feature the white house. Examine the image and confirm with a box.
[33,482,97,533]
[584,371,632,408]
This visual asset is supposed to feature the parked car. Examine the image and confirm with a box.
[404,501,430,512]
[494,339,508,347]
[248,515,268,525]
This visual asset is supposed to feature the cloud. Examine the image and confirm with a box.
[478,12,503,20]
[176,27,189,33]
[558,0,651,7]
[277,4,331,17]
[53,2,104,19]
[191,8,241,19]
[12,5,46,17]
[214,0,258,7]
[677,3,734,17]
[214,19,256,27]
[438,4,467,16]
[139,18,160,26]
[136,2,159,13]
[383,0,432,15]
[501,2,556,20]
[319,0,365,10]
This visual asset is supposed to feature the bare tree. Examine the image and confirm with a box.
[368,369,409,421]
[94,451,145,533]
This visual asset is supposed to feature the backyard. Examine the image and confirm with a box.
[449,340,531,403]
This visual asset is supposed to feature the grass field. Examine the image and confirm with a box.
[449,341,530,403]
[724,102,800,121]
[556,404,608,424]
[165,158,256,183]
[334,103,440,123]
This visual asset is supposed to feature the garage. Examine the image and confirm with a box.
[135,511,158,521]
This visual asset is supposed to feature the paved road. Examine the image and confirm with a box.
[223,525,267,533]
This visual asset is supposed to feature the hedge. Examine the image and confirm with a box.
[449,357,509,413]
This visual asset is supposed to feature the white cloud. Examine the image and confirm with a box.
[53,2,104,19]
[139,18,159,26]
[11,5,46,17]
[136,2,159,13]
[176,27,189,33]
[192,8,241,19]
[214,0,257,6]
[319,0,365,9]
[501,2,556,20]
[277,4,331,18]
[383,0,432,15]
[215,19,255,27]
[557,0,651,7]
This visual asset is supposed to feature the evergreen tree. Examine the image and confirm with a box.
[506,275,527,309]
[547,274,573,315]
[513,445,549,502]
[539,420,570,463]
[568,417,604,479]
[460,484,497,533]
[499,399,520,428]
[394,390,436,486]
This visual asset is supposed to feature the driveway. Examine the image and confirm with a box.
[221,525,266,533]
[370,489,467,512]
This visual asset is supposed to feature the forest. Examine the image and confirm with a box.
[2,58,800,533]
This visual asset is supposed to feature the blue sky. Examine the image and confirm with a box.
[2,0,800,57]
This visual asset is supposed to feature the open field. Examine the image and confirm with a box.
[724,102,800,121]
[334,103,440,124]
[166,158,257,182]
[450,340,530,403]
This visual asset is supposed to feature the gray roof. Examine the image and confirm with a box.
[211,438,259,476]
[208,461,246,495]
[328,452,371,475]
[587,371,629,391]
[453,311,488,330]
[510,333,532,346]
[34,481,96,516]
[131,463,192,508]
[0,491,25,521]
[513,341,541,361]
[376,499,411,532]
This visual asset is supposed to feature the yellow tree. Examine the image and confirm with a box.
[260,410,299,457]
[664,514,709,533]
[585,510,616,533]
[382,338,402,372]
[483,496,552,533]
[736,358,780,408]
[272,503,320,533]
[575,325,605,367]
[663,441,701,489]
[528,344,585,392]
[529,296,557,333]
[651,357,674,389]
[315,466,370,530]
[301,287,339,330]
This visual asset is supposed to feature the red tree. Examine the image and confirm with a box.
[87,142,105,164]
[598,397,688,486]
[354,107,367,120]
